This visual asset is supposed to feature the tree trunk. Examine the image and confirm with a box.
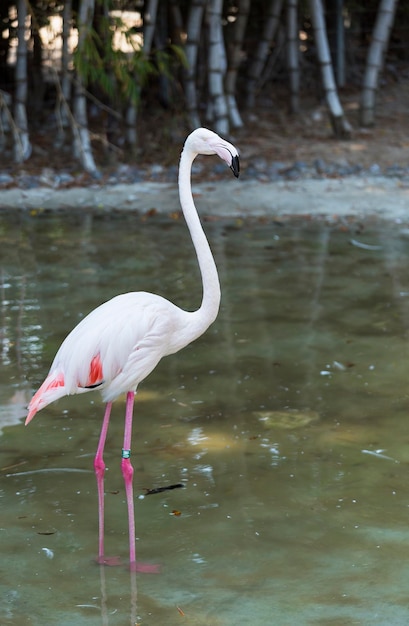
[309,0,352,138]
[225,0,250,128]
[169,0,184,45]
[14,0,31,162]
[360,0,398,127]
[184,0,206,129]
[31,28,45,115]
[73,0,99,176]
[206,0,229,135]
[55,0,72,148]
[327,0,345,87]
[154,1,172,108]
[286,0,299,114]
[0,90,12,152]
[259,25,286,90]
[124,0,159,150]
[245,0,284,109]
[125,105,138,149]
[143,0,159,55]
[0,2,11,78]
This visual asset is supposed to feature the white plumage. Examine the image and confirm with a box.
[25,127,240,570]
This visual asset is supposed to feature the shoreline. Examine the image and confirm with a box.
[1,176,409,222]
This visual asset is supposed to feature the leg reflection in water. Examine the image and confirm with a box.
[99,564,138,626]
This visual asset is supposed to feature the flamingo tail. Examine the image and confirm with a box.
[25,371,66,425]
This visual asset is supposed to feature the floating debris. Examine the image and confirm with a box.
[361,449,399,463]
[143,483,185,496]
[41,547,54,559]
[6,468,91,478]
[350,238,382,251]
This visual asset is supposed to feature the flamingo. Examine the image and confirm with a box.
[25,128,240,571]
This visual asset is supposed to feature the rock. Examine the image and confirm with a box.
[0,173,13,187]
[369,163,381,175]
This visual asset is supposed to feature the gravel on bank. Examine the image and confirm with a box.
[1,176,409,222]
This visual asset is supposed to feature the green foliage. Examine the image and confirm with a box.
[73,11,186,108]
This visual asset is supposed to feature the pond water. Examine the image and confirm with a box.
[1,210,409,625]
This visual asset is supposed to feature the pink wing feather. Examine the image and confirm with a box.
[25,354,105,425]
[26,371,66,424]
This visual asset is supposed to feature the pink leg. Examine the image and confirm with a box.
[121,392,136,566]
[121,391,160,573]
[94,402,120,566]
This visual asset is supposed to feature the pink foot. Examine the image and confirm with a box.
[130,561,161,574]
[96,555,122,567]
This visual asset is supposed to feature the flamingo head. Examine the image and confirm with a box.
[185,128,240,178]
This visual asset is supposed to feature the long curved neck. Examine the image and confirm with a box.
[178,147,221,332]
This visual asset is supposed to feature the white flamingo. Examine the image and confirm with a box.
[25,128,240,571]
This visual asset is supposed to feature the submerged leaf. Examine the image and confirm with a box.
[254,409,320,430]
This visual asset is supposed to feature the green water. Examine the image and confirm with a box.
[1,211,409,625]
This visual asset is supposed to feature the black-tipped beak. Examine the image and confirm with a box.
[230,155,240,178]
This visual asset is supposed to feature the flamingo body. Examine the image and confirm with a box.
[27,292,207,421]
[25,128,240,570]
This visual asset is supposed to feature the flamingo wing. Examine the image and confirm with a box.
[26,292,187,423]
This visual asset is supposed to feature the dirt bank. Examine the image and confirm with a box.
[1,176,408,223]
